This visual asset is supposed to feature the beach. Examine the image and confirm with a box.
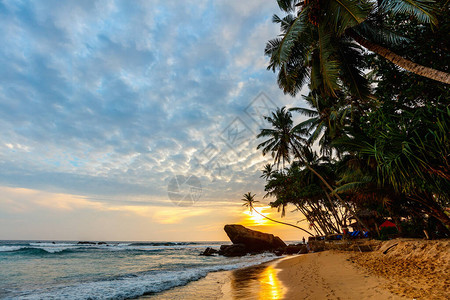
[152,252,400,300]
[1,239,448,299]
[149,239,449,300]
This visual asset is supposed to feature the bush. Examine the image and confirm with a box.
[379,226,399,240]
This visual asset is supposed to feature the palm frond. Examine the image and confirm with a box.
[327,0,372,35]
[318,25,340,97]
[274,8,309,66]
[289,107,319,117]
[277,0,299,13]
[378,0,438,25]
[354,21,411,46]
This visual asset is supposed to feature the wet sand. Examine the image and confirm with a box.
[143,258,285,299]
[221,259,286,299]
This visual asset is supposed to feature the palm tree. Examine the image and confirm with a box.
[290,93,352,156]
[266,12,373,99]
[242,192,314,236]
[257,107,371,231]
[256,107,306,168]
[260,164,274,180]
[267,0,449,98]
[264,157,347,235]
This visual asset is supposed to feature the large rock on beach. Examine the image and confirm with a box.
[224,224,287,252]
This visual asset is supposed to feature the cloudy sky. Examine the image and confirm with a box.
[0,0,310,241]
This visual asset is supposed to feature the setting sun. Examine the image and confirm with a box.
[243,206,270,226]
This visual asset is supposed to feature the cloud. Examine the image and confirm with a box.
[0,1,310,240]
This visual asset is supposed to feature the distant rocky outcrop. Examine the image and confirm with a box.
[224,224,287,252]
[77,241,107,245]
[77,241,97,245]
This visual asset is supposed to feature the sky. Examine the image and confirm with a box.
[0,0,310,241]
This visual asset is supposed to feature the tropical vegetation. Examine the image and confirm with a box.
[248,0,449,239]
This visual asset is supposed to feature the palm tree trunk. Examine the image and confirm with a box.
[348,31,450,84]
[289,141,371,232]
[322,186,343,232]
[296,204,323,236]
[250,205,314,236]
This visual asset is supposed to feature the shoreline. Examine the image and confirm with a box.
[139,256,286,300]
[144,252,402,299]
[144,238,449,299]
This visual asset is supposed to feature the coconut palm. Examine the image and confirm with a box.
[256,107,306,167]
[289,93,353,156]
[267,0,449,99]
[257,107,370,230]
[242,192,314,236]
[260,164,274,180]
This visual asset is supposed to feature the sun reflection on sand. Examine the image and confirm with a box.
[259,265,283,299]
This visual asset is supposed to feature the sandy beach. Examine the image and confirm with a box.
[148,239,449,300]
[277,251,402,299]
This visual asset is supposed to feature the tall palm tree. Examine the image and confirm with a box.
[267,0,449,98]
[257,107,370,230]
[242,192,314,236]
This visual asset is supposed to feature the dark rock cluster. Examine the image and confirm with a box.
[199,224,309,257]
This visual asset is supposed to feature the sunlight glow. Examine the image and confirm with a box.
[259,265,283,299]
[243,206,270,226]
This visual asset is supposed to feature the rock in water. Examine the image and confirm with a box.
[219,244,248,257]
[224,224,287,252]
[199,247,218,256]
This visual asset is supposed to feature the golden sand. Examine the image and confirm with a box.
[276,239,449,300]
[277,251,403,299]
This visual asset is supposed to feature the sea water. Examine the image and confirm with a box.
[0,240,281,299]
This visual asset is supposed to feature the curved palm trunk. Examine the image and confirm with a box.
[295,204,323,236]
[322,186,343,232]
[289,141,371,232]
[348,31,450,84]
[250,205,314,236]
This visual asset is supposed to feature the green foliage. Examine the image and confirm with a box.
[257,0,450,238]
[379,226,399,240]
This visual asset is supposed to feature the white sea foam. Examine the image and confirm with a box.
[0,246,24,252]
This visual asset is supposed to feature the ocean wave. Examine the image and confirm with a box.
[15,253,280,300]
[0,246,78,254]
[0,246,24,252]
[129,242,197,246]
[0,243,211,254]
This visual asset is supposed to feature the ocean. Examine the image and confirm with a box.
[0,240,282,299]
